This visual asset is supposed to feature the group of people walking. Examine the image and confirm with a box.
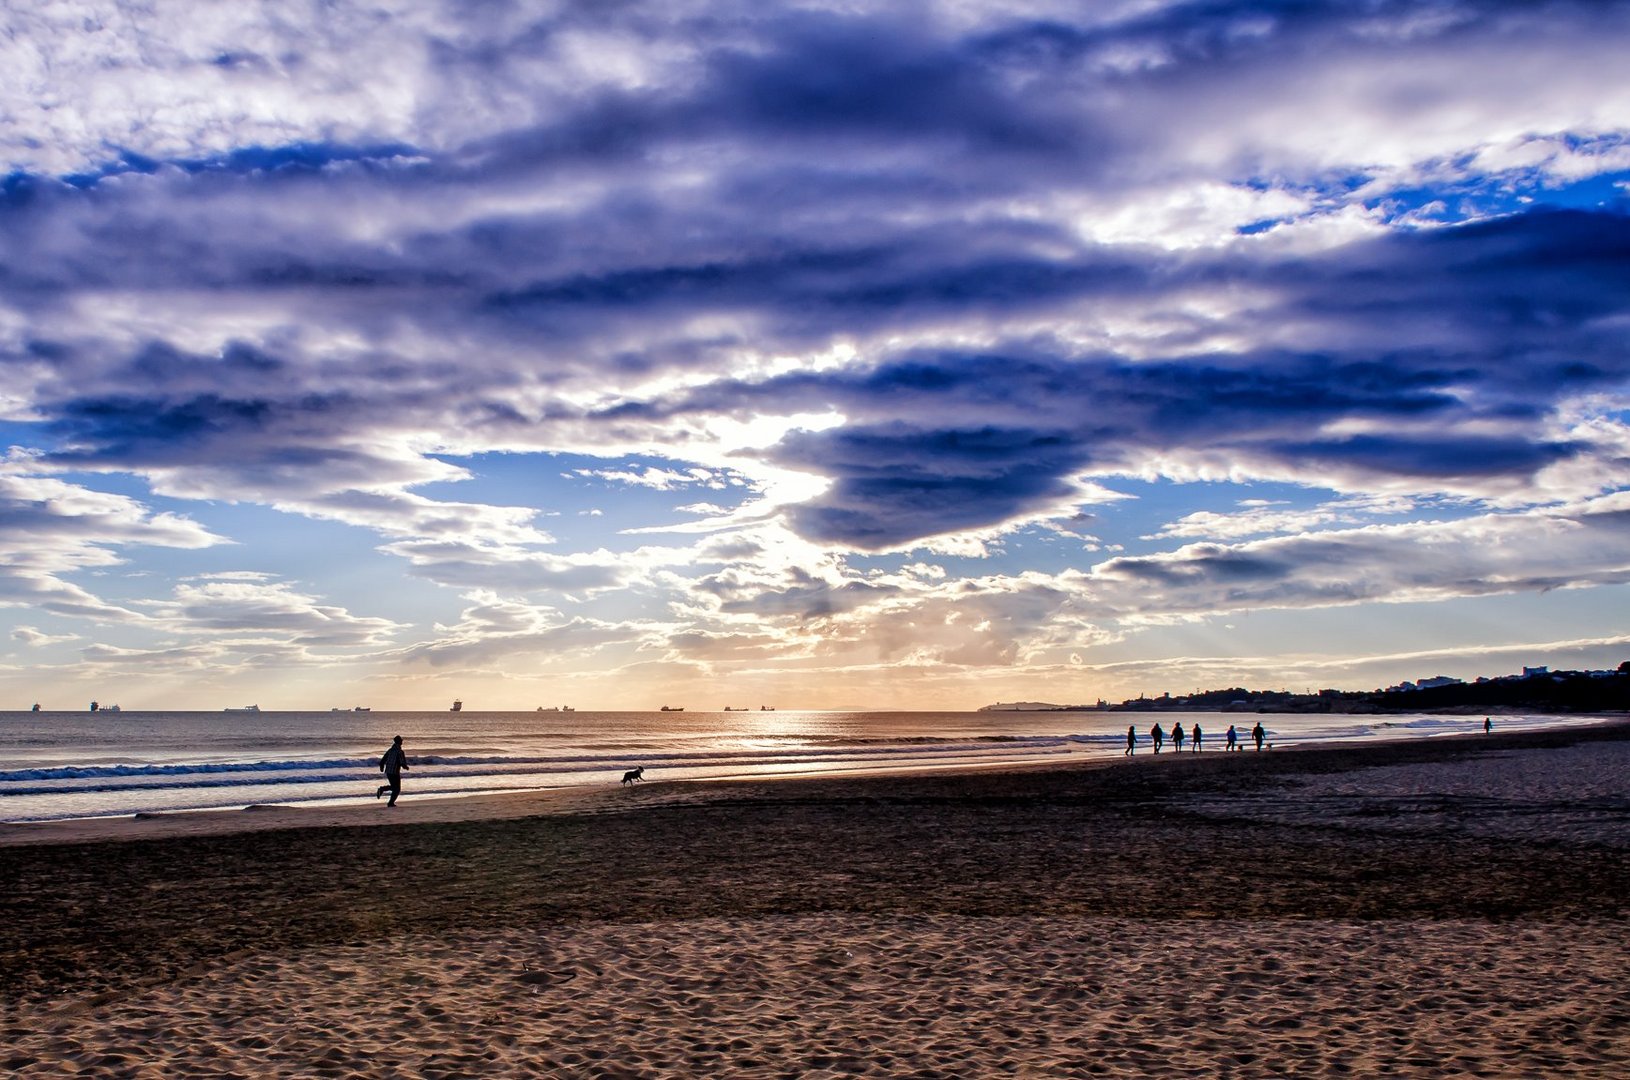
[1125,720,1265,755]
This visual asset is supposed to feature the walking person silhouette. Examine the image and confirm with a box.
[376,735,410,806]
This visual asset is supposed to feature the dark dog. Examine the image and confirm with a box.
[621,766,645,785]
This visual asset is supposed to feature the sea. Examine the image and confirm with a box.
[0,708,1609,824]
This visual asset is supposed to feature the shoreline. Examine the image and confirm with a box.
[3,715,1622,849]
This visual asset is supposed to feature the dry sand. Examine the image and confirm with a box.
[7,917,1626,1078]
[3,721,1628,1077]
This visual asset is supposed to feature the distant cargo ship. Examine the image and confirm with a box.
[225,705,261,713]
[660,705,684,712]
[451,699,463,712]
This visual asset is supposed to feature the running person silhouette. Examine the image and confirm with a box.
[376,735,410,806]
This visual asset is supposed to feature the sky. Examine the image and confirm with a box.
[2,0,1628,712]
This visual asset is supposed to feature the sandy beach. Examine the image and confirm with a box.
[4,721,1628,1077]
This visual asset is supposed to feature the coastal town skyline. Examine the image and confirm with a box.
[3,2,1630,711]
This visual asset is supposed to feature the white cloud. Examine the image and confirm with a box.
[142,578,406,649]
[1091,494,1630,618]
[573,465,722,489]
[0,467,224,621]
[1147,494,1420,542]
[12,625,80,647]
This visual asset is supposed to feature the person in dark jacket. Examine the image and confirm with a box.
[376,735,409,806]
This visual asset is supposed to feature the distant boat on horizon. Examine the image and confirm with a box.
[660,705,684,712]
[31,703,40,712]
[537,706,559,712]
[562,706,575,712]
[353,706,370,712]
[225,705,261,713]
[451,699,463,712]
[760,705,775,711]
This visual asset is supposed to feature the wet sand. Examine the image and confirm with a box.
[4,721,1628,1076]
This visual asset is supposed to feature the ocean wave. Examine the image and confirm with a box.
[0,738,1101,800]
[0,758,377,783]
[0,734,1115,787]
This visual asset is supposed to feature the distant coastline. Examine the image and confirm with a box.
[982,662,1630,715]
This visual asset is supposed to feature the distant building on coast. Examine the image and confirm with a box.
[1386,675,1464,693]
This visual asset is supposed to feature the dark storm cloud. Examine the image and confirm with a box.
[773,420,1091,549]
[1270,433,1581,478]
[722,257,1623,548]
[2,0,1627,568]
[440,5,1103,184]
[19,201,1628,550]
[1264,209,1630,373]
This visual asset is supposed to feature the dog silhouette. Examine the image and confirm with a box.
[621,766,645,785]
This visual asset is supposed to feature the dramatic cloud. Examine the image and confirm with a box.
[1089,493,1630,619]
[0,465,223,621]
[2,1,1627,706]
